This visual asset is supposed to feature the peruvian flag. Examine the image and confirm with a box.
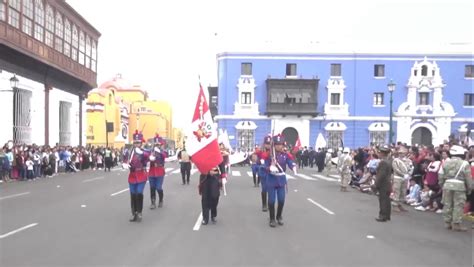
[187,83,223,174]
[292,136,301,153]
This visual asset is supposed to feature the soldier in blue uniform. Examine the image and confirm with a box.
[265,134,297,227]
[256,135,272,212]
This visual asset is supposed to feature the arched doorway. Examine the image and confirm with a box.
[281,127,298,148]
[411,127,432,146]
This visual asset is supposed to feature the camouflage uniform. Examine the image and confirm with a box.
[339,149,352,191]
[392,156,413,211]
[324,150,333,176]
[439,154,472,231]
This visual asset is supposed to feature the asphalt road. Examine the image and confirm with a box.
[0,164,472,267]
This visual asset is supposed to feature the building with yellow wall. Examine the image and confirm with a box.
[86,75,175,148]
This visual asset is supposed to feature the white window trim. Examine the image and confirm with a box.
[373,104,386,107]
[285,75,298,79]
[462,105,474,108]
[373,76,386,79]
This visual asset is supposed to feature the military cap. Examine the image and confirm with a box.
[378,145,391,153]
[449,145,466,156]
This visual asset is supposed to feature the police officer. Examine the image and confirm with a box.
[372,145,393,222]
[339,147,352,192]
[256,135,272,212]
[265,134,297,227]
[391,146,413,212]
[148,134,168,209]
[439,145,471,231]
[127,131,150,222]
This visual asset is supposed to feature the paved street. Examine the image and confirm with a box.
[0,164,472,267]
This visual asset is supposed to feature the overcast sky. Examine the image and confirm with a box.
[67,0,473,129]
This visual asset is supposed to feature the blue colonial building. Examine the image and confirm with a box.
[214,47,474,151]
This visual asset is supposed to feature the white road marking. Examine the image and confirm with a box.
[193,212,203,231]
[307,198,335,215]
[0,192,30,201]
[165,167,174,172]
[294,189,298,192]
[366,235,375,239]
[191,169,197,175]
[296,174,318,181]
[247,171,253,177]
[82,176,105,183]
[81,204,87,208]
[329,175,340,179]
[0,223,38,239]
[312,174,338,182]
[56,185,61,188]
[286,174,296,180]
[232,171,241,176]
[110,188,129,196]
[172,169,181,174]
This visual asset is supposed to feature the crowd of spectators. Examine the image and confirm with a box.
[0,141,124,183]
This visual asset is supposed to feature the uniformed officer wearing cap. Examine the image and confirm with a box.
[372,145,393,222]
[265,134,297,227]
[391,145,413,212]
[256,135,272,212]
[324,148,334,176]
[439,145,471,231]
[127,130,151,222]
[148,134,168,209]
[339,147,352,192]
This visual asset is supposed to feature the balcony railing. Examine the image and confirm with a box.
[265,103,318,116]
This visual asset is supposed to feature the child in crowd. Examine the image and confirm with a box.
[25,157,34,180]
[414,183,432,211]
[406,178,421,204]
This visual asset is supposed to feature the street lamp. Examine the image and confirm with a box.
[387,79,396,145]
[10,74,19,89]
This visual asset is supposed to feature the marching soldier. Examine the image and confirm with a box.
[339,147,352,192]
[372,145,393,222]
[256,135,272,212]
[148,134,168,209]
[439,145,472,231]
[391,146,413,212]
[177,147,191,185]
[265,134,297,227]
[199,161,226,225]
[127,131,151,222]
[250,146,260,187]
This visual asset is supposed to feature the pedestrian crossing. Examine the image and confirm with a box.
[116,166,339,182]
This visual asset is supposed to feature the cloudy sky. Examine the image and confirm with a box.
[67,0,473,128]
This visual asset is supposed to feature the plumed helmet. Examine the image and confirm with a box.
[154,133,165,146]
[133,130,144,143]
[273,134,285,145]
[449,145,466,156]
[263,135,272,145]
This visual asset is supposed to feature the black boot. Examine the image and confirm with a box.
[150,187,156,209]
[129,194,137,222]
[269,203,276,227]
[261,192,268,212]
[136,193,143,222]
[276,202,284,225]
[158,190,164,207]
[253,174,257,187]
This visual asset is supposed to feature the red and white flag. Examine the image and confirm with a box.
[187,83,223,174]
[292,136,301,153]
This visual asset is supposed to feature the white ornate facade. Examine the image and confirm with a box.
[396,58,456,145]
